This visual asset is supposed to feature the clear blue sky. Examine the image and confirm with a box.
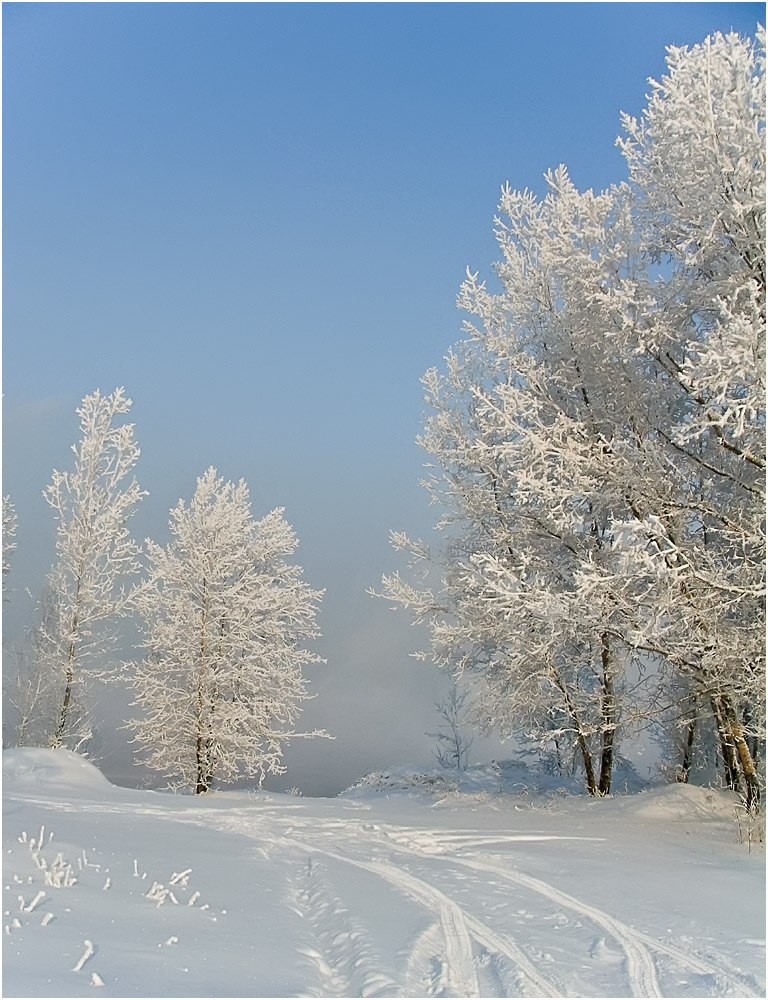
[3,2,763,793]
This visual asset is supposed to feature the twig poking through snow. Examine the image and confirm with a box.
[72,940,95,973]
[22,891,45,913]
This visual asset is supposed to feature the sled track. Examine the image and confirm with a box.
[342,822,760,1000]
[282,836,563,999]
[455,855,760,999]
[304,821,659,998]
[459,856,661,998]
[140,808,760,999]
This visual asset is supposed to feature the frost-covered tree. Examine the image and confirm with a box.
[3,494,18,594]
[381,177,643,796]
[37,388,146,748]
[379,28,765,802]
[612,28,766,806]
[128,467,325,793]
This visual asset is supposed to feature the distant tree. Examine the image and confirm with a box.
[427,680,473,774]
[4,588,68,749]
[2,494,18,594]
[128,467,326,793]
[38,388,146,748]
[379,29,765,801]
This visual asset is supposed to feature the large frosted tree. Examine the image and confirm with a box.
[29,388,146,749]
[613,28,765,806]
[128,467,325,793]
[380,28,764,801]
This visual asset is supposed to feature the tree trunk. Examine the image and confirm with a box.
[195,578,210,794]
[710,694,761,809]
[598,636,616,796]
[678,715,696,783]
[719,695,761,810]
[577,730,598,796]
[552,668,597,795]
[713,696,742,793]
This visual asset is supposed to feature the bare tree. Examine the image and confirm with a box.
[427,680,473,775]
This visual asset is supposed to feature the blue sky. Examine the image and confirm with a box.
[3,2,763,793]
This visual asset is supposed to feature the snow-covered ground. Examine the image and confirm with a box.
[2,749,764,998]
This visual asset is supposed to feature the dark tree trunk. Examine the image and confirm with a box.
[552,668,597,795]
[598,637,616,796]
[678,715,696,783]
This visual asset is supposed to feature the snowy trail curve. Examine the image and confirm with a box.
[357,822,759,999]
[459,856,662,998]
[282,835,563,999]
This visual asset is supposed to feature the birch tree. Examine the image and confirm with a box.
[379,28,764,801]
[39,387,146,748]
[128,467,325,793]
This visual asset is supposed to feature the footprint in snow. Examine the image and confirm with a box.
[590,936,624,964]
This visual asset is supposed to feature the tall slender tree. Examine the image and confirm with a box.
[39,387,146,748]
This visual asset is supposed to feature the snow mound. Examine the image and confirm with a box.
[340,760,564,798]
[2,747,112,793]
[340,764,456,797]
[618,782,742,823]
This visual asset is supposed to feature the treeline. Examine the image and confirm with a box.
[3,392,325,793]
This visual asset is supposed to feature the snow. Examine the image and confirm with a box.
[2,748,764,998]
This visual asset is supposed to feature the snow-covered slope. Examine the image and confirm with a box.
[2,748,764,998]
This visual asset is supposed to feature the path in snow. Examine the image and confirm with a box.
[3,751,764,999]
[201,806,758,999]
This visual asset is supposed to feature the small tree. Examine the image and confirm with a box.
[128,467,326,793]
[40,387,146,748]
[427,680,473,775]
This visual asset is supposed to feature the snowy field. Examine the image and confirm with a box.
[2,749,764,999]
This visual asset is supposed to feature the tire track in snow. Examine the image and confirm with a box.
[457,855,761,999]
[455,856,663,998]
[462,859,664,997]
[348,823,759,999]
[629,928,760,997]
[315,822,657,998]
[282,836,562,998]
